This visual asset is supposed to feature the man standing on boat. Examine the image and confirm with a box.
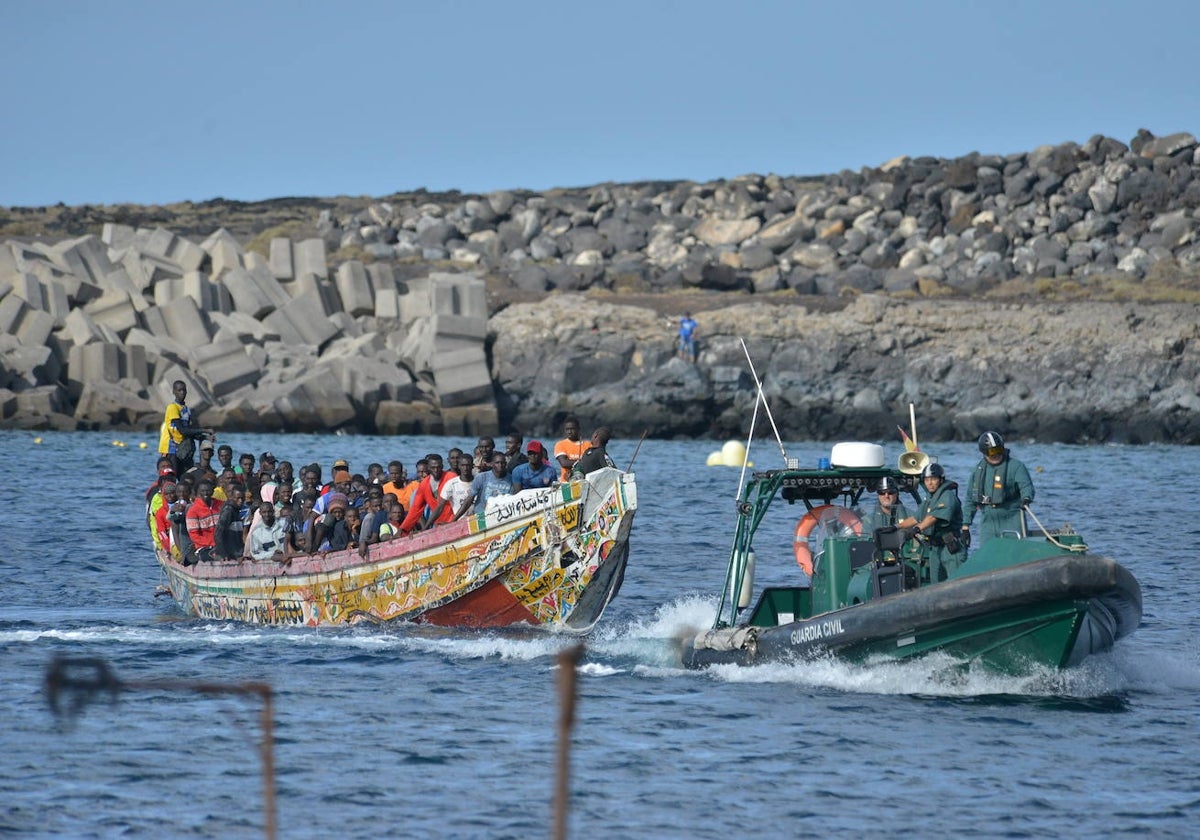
[554,416,588,481]
[963,432,1035,547]
[897,462,964,583]
[158,379,211,475]
[860,476,911,534]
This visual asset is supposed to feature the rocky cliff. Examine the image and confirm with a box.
[2,130,1198,443]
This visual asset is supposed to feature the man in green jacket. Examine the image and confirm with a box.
[963,431,1035,547]
[898,462,965,584]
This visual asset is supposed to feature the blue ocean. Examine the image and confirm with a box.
[2,430,1199,838]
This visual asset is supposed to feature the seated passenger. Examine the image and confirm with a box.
[213,484,246,561]
[512,441,558,491]
[249,501,290,562]
[310,493,352,554]
[458,452,514,518]
[186,478,223,563]
[571,426,615,477]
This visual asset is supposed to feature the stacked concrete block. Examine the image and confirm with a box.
[122,250,186,292]
[441,404,500,436]
[8,270,46,309]
[210,311,282,344]
[262,289,339,348]
[335,260,375,316]
[16,309,55,349]
[60,308,107,347]
[430,271,487,318]
[222,266,282,319]
[293,238,328,281]
[52,236,116,300]
[367,263,400,319]
[374,399,441,435]
[42,279,71,327]
[83,290,142,338]
[271,375,356,430]
[139,227,207,272]
[189,340,262,398]
[2,340,62,390]
[101,223,137,250]
[178,270,229,314]
[429,346,494,408]
[268,237,294,281]
[124,327,191,373]
[73,378,158,427]
[0,294,26,336]
[159,295,213,348]
[65,341,149,399]
[202,229,244,279]
[243,255,291,308]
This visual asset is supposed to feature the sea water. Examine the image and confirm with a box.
[2,430,1199,838]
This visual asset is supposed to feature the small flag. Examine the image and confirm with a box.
[898,426,918,452]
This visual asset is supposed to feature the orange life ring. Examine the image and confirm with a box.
[794,504,863,575]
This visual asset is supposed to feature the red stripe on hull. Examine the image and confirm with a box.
[419,578,538,628]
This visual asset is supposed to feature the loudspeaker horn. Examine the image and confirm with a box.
[898,450,930,475]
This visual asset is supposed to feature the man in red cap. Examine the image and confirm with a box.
[511,440,558,491]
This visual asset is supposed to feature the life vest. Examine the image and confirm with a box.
[794,504,862,575]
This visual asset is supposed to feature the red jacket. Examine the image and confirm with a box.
[400,472,457,533]
[186,497,223,548]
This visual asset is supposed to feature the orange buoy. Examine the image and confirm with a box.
[794,505,862,574]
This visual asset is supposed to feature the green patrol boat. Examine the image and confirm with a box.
[681,442,1142,673]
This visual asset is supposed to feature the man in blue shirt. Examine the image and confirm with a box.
[511,441,558,491]
[678,312,698,362]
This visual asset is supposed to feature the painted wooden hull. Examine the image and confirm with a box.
[156,468,637,631]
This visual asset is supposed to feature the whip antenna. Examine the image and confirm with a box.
[739,337,788,465]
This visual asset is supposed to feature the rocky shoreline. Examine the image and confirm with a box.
[2,130,1198,443]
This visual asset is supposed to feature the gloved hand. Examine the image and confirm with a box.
[960,527,971,550]
[905,524,922,540]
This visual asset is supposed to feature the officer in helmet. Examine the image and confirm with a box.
[897,461,964,584]
[963,431,1035,547]
[861,475,912,535]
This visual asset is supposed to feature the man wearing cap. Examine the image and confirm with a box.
[964,431,1035,547]
[182,439,217,486]
[512,441,558,491]
[860,476,912,535]
[400,454,458,535]
[897,462,964,583]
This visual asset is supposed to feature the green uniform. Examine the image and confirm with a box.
[860,502,911,536]
[965,452,1034,545]
[916,480,964,583]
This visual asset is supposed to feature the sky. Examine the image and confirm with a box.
[3,0,1197,208]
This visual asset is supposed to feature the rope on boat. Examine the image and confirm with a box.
[1022,504,1088,552]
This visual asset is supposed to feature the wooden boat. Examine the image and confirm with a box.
[155,467,637,630]
[681,443,1141,673]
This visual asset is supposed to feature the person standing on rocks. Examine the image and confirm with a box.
[963,431,1035,547]
[678,312,698,362]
